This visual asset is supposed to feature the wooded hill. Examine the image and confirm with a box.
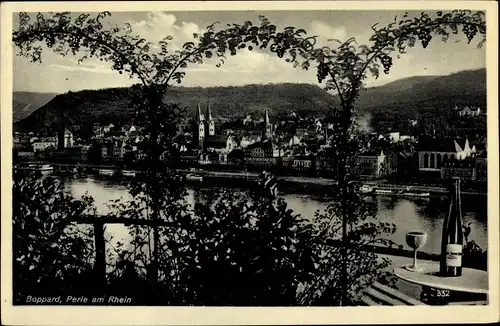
[14,68,486,134]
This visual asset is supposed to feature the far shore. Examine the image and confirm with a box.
[15,161,487,196]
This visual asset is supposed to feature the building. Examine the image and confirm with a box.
[263,110,273,140]
[384,150,398,176]
[475,154,487,182]
[315,119,322,132]
[314,150,334,173]
[227,148,244,166]
[417,137,474,172]
[355,150,397,179]
[122,125,137,137]
[384,130,414,143]
[288,135,302,147]
[193,103,216,149]
[93,123,105,138]
[204,135,238,153]
[385,131,401,142]
[356,150,386,178]
[103,123,115,134]
[455,105,483,117]
[203,135,238,164]
[292,155,314,171]
[101,142,111,160]
[242,114,253,126]
[13,136,31,150]
[295,128,310,138]
[239,134,261,148]
[58,129,74,149]
[199,150,218,165]
[100,138,126,161]
[440,158,477,181]
[243,139,282,168]
[112,138,127,159]
[282,155,295,169]
[244,139,282,158]
[32,137,57,152]
[180,150,200,165]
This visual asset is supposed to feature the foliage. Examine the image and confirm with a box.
[293,10,485,304]
[12,172,97,302]
[104,173,316,305]
[12,9,487,306]
[307,10,485,101]
[13,12,318,87]
[299,195,398,305]
[462,239,487,271]
[369,99,487,137]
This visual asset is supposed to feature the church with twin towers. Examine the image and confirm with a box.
[193,102,216,149]
[192,102,274,150]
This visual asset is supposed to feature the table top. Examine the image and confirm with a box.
[394,262,488,294]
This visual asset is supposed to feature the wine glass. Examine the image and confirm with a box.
[405,231,428,272]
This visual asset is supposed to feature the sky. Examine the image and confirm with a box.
[12,10,486,94]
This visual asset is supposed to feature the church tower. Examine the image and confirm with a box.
[205,103,215,136]
[194,102,205,149]
[264,109,273,139]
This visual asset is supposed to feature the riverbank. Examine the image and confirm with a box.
[179,169,486,196]
[19,162,487,196]
[181,169,337,186]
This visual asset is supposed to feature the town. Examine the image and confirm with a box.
[13,102,487,192]
[8,6,493,315]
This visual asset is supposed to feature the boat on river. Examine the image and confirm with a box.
[374,188,397,195]
[186,173,203,182]
[98,169,116,176]
[359,185,374,194]
[122,170,136,177]
[34,164,54,172]
[15,163,54,173]
[400,191,430,198]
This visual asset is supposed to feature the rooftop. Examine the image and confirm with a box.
[418,137,467,152]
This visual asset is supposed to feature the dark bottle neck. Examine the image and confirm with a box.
[450,179,462,211]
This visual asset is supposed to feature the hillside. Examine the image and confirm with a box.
[14,83,337,132]
[358,69,487,132]
[14,68,486,133]
[355,68,486,110]
[12,91,58,121]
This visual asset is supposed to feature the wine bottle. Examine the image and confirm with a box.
[440,178,464,277]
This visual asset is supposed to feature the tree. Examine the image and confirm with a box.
[291,9,486,305]
[12,172,96,303]
[12,11,322,303]
[12,10,486,305]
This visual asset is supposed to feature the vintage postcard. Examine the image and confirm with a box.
[1,1,498,325]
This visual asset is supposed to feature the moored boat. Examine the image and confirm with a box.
[186,173,203,182]
[36,164,54,172]
[359,185,374,194]
[122,170,136,177]
[98,169,115,176]
[401,192,430,198]
[374,188,395,195]
[15,163,54,173]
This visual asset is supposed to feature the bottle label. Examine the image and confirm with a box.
[446,244,462,267]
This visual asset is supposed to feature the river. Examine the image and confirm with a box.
[63,175,488,256]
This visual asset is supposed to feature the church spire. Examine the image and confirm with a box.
[206,102,213,121]
[205,102,215,136]
[196,102,203,122]
[264,109,273,139]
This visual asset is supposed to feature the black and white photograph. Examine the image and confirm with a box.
[1,1,498,325]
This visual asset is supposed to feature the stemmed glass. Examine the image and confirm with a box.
[405,231,428,272]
